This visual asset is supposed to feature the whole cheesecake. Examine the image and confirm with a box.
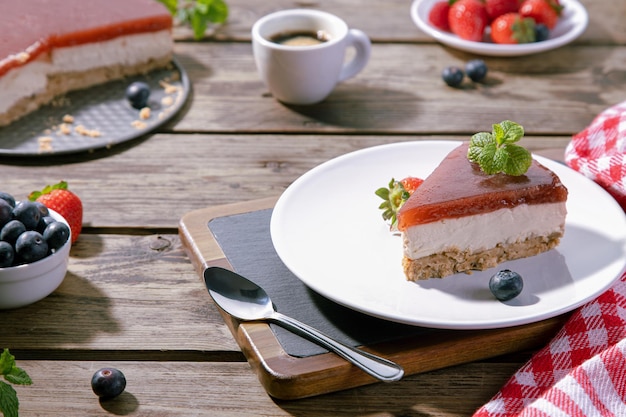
[0,0,173,127]
[397,142,568,280]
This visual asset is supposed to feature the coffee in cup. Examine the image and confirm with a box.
[252,9,371,105]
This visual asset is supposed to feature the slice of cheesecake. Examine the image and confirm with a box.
[397,142,568,280]
[0,0,173,127]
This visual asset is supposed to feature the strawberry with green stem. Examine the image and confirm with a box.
[29,181,83,243]
[490,13,536,44]
[375,177,423,230]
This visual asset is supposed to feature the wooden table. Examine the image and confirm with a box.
[1,1,624,415]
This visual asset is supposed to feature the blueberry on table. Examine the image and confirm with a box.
[0,241,14,267]
[15,231,49,263]
[442,66,464,87]
[1,220,26,245]
[43,221,70,251]
[489,269,523,302]
[91,368,126,399]
[12,201,41,230]
[465,59,488,82]
[126,81,151,109]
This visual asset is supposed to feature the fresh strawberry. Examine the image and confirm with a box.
[485,0,520,21]
[400,177,424,194]
[519,0,562,30]
[29,181,82,243]
[428,1,451,31]
[448,0,489,42]
[490,12,536,44]
[375,177,423,230]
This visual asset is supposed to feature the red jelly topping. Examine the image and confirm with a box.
[397,143,568,230]
[0,0,172,77]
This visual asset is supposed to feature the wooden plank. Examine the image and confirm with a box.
[13,359,525,416]
[0,135,571,228]
[171,42,626,134]
[0,233,240,353]
[174,0,626,45]
[179,199,568,399]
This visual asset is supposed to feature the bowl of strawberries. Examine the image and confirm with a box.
[411,0,588,56]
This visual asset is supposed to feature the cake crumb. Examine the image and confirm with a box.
[131,120,147,129]
[38,136,53,152]
[62,114,74,123]
[161,96,174,107]
[58,123,72,135]
[75,124,102,137]
[159,80,179,94]
[139,107,151,120]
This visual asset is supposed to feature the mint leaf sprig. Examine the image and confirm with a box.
[467,120,532,176]
[0,349,32,417]
[158,0,229,40]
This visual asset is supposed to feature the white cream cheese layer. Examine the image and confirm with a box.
[0,30,172,113]
[402,202,567,259]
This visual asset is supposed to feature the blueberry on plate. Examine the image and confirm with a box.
[442,66,464,87]
[126,81,151,109]
[489,269,523,302]
[91,368,126,399]
[15,230,49,263]
[465,59,488,82]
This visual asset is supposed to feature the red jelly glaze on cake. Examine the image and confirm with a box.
[397,143,568,231]
[0,0,172,77]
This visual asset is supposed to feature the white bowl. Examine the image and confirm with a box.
[0,209,71,309]
[411,0,589,57]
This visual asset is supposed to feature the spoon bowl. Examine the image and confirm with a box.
[203,266,404,382]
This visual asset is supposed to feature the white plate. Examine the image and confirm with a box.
[410,0,588,56]
[270,141,626,330]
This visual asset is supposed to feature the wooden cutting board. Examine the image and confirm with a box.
[178,197,568,400]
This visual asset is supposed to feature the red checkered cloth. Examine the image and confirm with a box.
[474,101,626,417]
[564,100,626,210]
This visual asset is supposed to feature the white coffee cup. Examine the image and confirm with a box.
[252,9,371,105]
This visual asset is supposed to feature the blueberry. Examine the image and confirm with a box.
[489,269,524,301]
[37,215,56,234]
[0,192,15,208]
[535,24,550,42]
[1,220,26,245]
[12,201,41,230]
[465,59,488,82]
[33,201,49,217]
[0,241,14,267]
[0,199,12,228]
[43,221,70,251]
[126,81,151,109]
[91,368,126,399]
[15,231,48,263]
[442,66,464,87]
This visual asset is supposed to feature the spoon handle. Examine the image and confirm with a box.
[270,312,404,382]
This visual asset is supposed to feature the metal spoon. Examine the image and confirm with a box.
[203,267,404,382]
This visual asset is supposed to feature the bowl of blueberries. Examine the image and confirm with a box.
[0,192,71,309]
